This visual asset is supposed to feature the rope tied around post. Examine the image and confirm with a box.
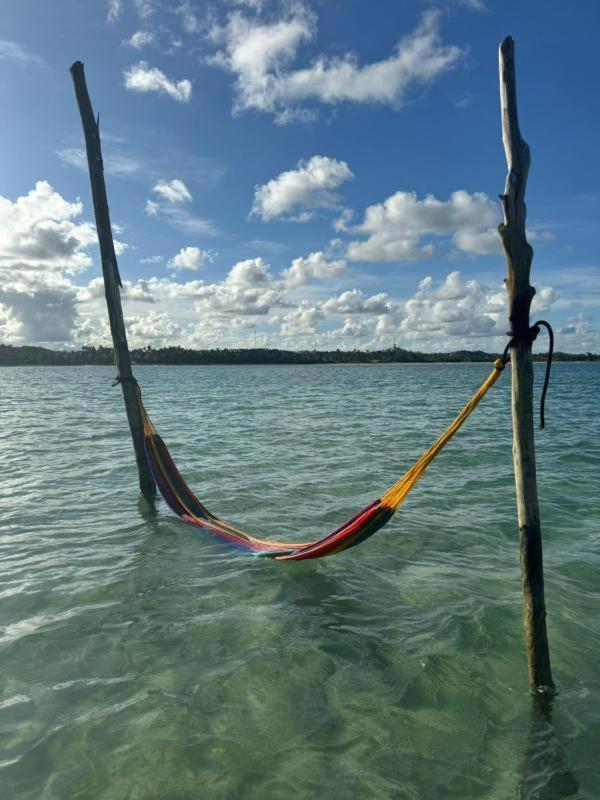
[502,319,554,429]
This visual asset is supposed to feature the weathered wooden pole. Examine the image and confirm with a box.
[498,37,554,694]
[70,60,156,501]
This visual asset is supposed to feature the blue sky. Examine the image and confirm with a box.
[1,0,599,352]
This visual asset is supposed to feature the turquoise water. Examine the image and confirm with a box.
[1,363,599,799]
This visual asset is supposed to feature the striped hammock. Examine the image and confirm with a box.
[138,360,506,560]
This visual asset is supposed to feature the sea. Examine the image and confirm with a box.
[1,362,598,799]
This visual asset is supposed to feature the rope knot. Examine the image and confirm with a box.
[502,320,554,429]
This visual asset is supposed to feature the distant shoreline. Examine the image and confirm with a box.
[1,343,598,367]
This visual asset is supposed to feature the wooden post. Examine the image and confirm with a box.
[498,37,554,694]
[69,60,156,501]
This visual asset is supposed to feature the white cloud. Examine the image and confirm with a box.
[454,93,473,110]
[251,155,353,221]
[0,182,131,345]
[152,178,192,204]
[0,40,42,64]
[332,318,369,339]
[57,147,143,177]
[322,289,390,315]
[107,0,122,23]
[186,257,286,316]
[127,310,182,343]
[458,0,487,11]
[211,9,463,121]
[0,182,574,352]
[371,271,560,351]
[134,0,157,19]
[176,1,201,33]
[145,178,218,235]
[0,181,96,273]
[144,189,218,236]
[281,251,346,287]
[345,189,500,262]
[124,62,192,102]
[127,279,157,302]
[557,313,599,351]
[124,30,157,49]
[280,304,324,337]
[0,277,78,344]
[452,227,500,255]
[157,206,219,236]
[167,246,207,271]
[531,286,559,315]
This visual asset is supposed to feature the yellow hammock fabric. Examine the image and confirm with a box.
[140,359,507,560]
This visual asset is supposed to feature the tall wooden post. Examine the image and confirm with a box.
[70,61,156,501]
[498,37,554,694]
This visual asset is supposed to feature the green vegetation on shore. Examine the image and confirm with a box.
[1,343,598,366]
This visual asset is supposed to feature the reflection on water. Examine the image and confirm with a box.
[1,363,599,799]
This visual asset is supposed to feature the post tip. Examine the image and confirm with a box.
[500,36,514,54]
[69,60,84,75]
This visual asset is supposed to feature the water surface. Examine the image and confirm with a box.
[1,363,598,799]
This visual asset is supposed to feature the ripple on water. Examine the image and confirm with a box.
[0,363,599,799]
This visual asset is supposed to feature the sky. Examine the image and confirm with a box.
[1,0,599,353]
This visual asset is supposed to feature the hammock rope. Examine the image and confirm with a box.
[135,357,507,560]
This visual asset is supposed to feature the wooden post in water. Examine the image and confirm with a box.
[498,37,554,694]
[69,61,156,501]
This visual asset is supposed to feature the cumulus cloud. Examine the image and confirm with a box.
[193,257,285,315]
[281,251,346,287]
[344,189,500,262]
[332,318,369,339]
[210,9,463,121]
[251,156,353,221]
[167,246,207,271]
[0,181,568,352]
[152,178,192,204]
[0,280,78,343]
[124,62,192,102]
[280,303,324,337]
[127,310,182,343]
[0,182,137,345]
[372,271,558,350]
[0,181,96,273]
[123,30,157,49]
[322,289,390,315]
[276,287,390,342]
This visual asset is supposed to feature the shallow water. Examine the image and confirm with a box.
[1,362,598,799]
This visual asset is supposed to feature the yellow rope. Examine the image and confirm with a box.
[381,359,505,510]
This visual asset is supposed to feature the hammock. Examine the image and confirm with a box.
[138,359,506,561]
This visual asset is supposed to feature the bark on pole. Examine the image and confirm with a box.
[69,60,156,501]
[498,37,554,694]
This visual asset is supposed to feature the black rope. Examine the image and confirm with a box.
[532,320,554,429]
[501,320,555,429]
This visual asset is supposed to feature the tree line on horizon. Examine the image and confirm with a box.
[1,343,597,366]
